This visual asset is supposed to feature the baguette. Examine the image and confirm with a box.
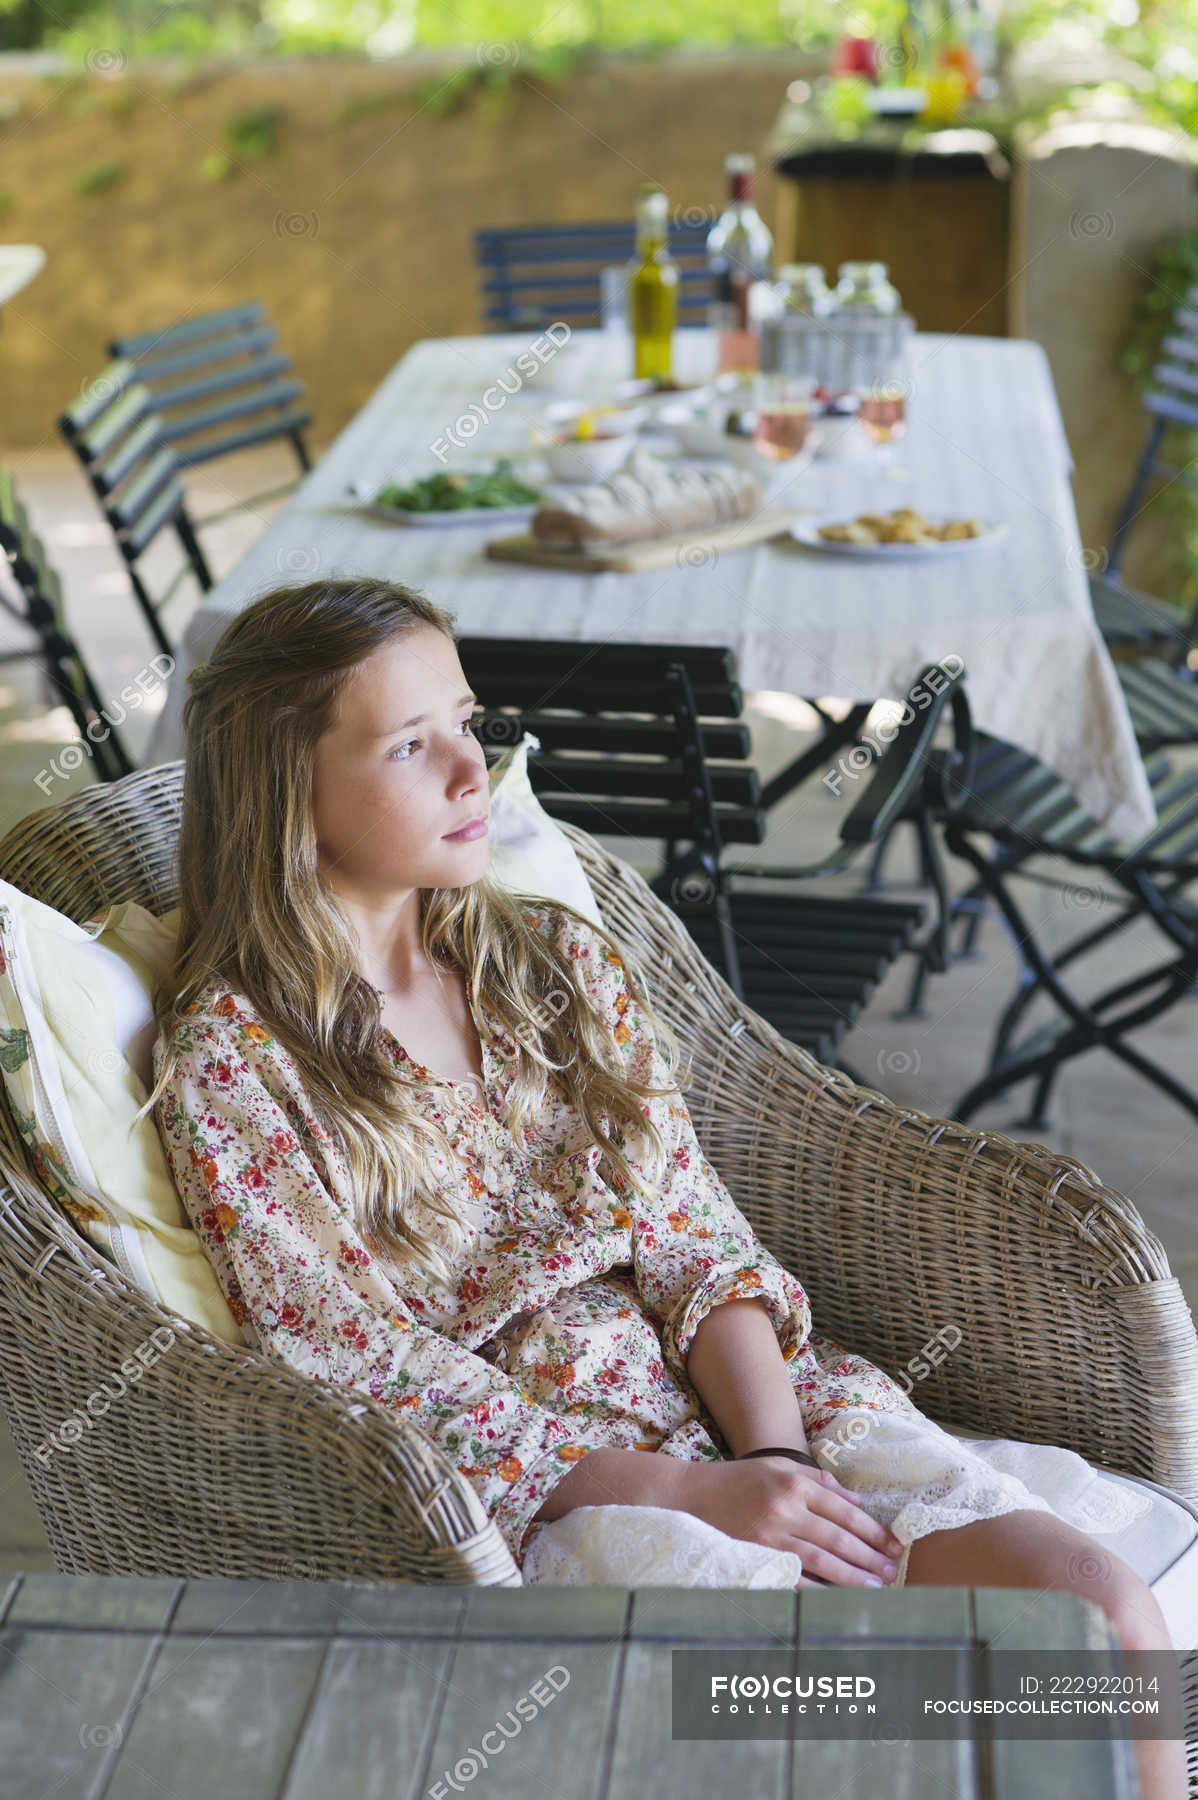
[532,448,766,549]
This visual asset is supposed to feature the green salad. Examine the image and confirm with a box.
[375,458,541,512]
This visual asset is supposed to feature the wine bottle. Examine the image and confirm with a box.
[627,185,677,384]
[706,153,775,375]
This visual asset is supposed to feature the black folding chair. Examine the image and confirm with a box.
[902,729,1198,1129]
[1089,570,1197,665]
[107,300,313,525]
[474,220,712,332]
[1095,280,1198,662]
[59,374,213,660]
[0,467,135,783]
[460,636,971,1074]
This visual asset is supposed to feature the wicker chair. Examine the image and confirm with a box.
[1,760,1197,1601]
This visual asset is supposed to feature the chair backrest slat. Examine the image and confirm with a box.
[93,413,164,496]
[1144,387,1198,431]
[106,301,311,480]
[105,444,180,530]
[118,472,188,557]
[480,269,712,297]
[124,324,280,385]
[63,376,154,464]
[1160,332,1198,368]
[460,635,764,850]
[108,301,266,360]
[1152,358,1198,401]
[516,713,751,760]
[154,380,304,447]
[60,360,140,440]
[152,352,293,413]
[474,219,712,331]
[475,220,711,260]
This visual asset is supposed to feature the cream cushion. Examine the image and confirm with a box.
[486,733,605,927]
[0,884,246,1344]
[0,735,602,1345]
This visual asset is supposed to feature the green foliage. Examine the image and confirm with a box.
[0,187,14,216]
[406,40,598,122]
[226,104,282,159]
[334,87,412,126]
[101,84,142,121]
[73,159,127,193]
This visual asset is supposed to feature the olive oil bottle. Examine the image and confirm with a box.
[627,185,677,383]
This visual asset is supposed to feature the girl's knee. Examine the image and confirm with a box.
[908,1512,1170,1651]
[1058,1544,1169,1651]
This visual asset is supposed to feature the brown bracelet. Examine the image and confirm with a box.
[737,1446,819,1469]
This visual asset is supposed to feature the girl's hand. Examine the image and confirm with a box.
[678,1454,905,1587]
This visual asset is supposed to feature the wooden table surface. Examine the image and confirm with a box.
[0,1572,1138,1799]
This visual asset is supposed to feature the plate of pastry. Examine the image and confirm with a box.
[791,507,1008,558]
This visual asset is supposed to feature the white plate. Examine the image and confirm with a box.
[347,479,539,528]
[790,514,1008,558]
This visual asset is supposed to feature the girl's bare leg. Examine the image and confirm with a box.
[904,1508,1187,1800]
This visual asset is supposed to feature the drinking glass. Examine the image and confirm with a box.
[752,372,817,461]
[599,263,631,334]
[856,377,909,444]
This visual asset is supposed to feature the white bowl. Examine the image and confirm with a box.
[660,406,734,458]
[542,401,646,437]
[613,378,716,419]
[540,434,634,482]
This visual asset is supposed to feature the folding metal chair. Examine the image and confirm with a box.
[460,635,971,1073]
[59,373,213,660]
[1094,281,1198,662]
[904,730,1198,1129]
[1090,570,1197,665]
[0,467,135,783]
[107,300,313,525]
[474,220,712,332]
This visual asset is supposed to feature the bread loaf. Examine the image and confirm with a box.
[532,449,765,549]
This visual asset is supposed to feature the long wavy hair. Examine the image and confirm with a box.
[143,576,688,1287]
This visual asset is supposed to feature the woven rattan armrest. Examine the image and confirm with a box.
[0,1113,518,1584]
[566,825,1198,1504]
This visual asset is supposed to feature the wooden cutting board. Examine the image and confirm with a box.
[484,507,802,573]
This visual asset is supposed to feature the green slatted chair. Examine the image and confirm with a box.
[59,375,213,661]
[107,300,313,525]
[1095,281,1198,663]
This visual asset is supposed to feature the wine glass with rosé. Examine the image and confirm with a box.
[856,373,911,445]
[751,372,818,461]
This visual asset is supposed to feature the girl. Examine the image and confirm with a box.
[147,577,1183,1797]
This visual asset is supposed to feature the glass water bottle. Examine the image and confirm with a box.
[706,152,775,374]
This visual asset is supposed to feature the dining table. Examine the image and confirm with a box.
[144,326,1156,843]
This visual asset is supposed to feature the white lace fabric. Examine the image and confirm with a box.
[521,1408,1153,1592]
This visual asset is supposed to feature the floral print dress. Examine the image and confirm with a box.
[151,904,923,1573]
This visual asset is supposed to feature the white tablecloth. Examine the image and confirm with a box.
[146,327,1155,840]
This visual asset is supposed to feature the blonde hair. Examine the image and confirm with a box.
[144,577,687,1287]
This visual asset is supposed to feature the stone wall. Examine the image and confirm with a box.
[0,53,1193,592]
